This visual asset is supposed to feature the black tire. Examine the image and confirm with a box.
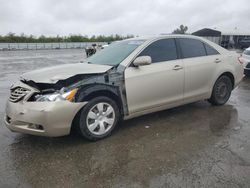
[208,75,232,106]
[244,69,250,77]
[76,96,120,141]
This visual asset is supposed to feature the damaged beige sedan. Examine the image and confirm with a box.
[5,35,244,140]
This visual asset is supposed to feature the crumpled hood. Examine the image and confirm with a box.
[21,63,113,83]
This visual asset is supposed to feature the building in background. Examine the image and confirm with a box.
[192,28,221,44]
[192,28,250,49]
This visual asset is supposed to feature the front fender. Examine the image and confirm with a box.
[74,84,120,102]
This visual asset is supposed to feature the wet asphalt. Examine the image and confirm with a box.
[0,49,250,188]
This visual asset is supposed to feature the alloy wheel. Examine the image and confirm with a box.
[86,102,115,135]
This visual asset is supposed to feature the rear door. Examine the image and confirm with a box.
[125,38,184,114]
[177,38,220,102]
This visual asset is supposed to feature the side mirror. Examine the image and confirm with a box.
[133,56,152,67]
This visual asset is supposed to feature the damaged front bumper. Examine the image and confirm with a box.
[4,81,87,137]
[5,100,87,137]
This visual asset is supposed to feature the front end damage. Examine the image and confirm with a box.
[5,66,128,137]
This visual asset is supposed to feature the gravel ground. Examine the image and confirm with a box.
[0,49,250,188]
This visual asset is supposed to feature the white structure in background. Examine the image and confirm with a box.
[192,28,221,44]
[192,28,250,49]
[0,42,106,51]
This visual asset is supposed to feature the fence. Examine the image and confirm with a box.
[0,42,106,51]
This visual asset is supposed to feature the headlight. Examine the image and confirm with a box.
[35,88,78,102]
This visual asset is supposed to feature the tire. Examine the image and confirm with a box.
[208,75,232,106]
[76,96,120,141]
[244,69,250,77]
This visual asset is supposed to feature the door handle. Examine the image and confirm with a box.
[172,65,183,70]
[215,58,221,63]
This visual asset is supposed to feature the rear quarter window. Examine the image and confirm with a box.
[204,43,219,56]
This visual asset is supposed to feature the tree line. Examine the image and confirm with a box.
[0,25,188,43]
[0,33,134,43]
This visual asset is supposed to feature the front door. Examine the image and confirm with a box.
[124,38,184,114]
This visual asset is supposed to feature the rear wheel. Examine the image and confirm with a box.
[76,96,120,141]
[208,75,232,105]
[244,68,250,77]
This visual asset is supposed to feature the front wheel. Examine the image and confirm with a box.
[76,96,120,141]
[208,75,232,106]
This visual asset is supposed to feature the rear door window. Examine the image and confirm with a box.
[179,38,206,58]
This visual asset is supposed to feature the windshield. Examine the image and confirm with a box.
[86,40,145,66]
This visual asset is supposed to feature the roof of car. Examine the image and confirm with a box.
[127,34,203,41]
[124,34,228,54]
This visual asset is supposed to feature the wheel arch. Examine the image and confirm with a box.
[218,71,235,88]
[208,71,235,105]
[78,89,123,115]
[208,71,235,99]
[71,84,124,133]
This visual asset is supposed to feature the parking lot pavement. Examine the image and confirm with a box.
[0,49,250,188]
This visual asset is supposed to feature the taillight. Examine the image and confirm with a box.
[238,55,244,64]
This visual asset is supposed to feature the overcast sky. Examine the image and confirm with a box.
[0,0,250,36]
